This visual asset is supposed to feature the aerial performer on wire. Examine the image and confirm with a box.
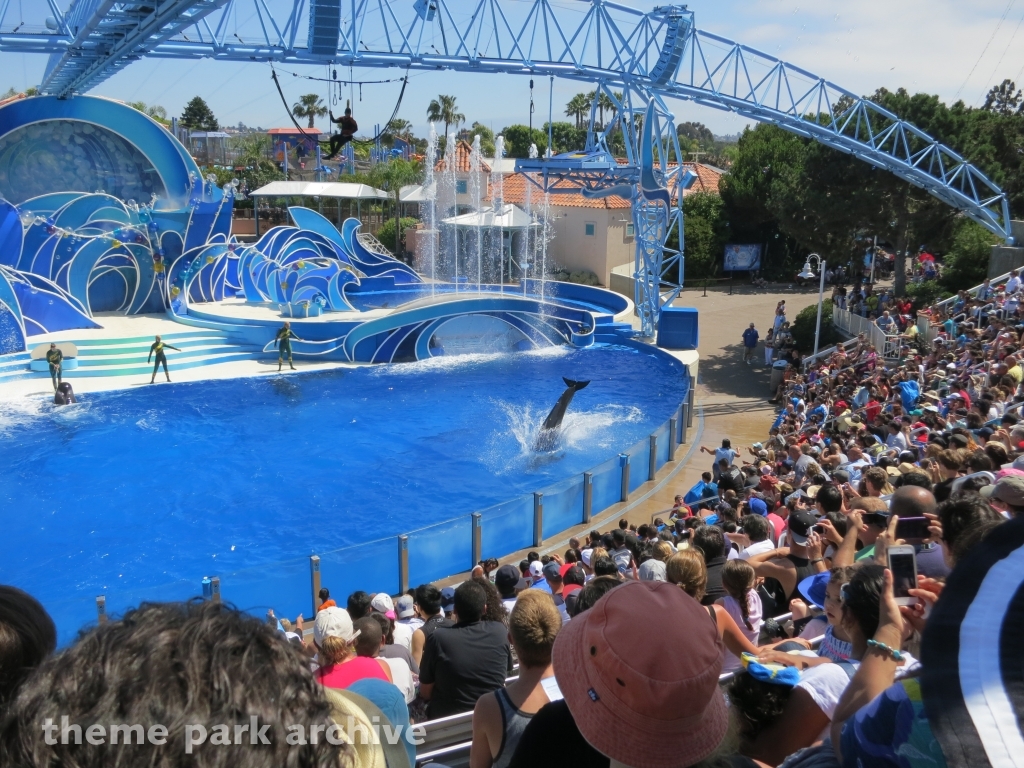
[324,105,358,159]
[275,322,299,371]
[148,335,180,384]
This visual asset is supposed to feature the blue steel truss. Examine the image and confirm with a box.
[0,0,1014,332]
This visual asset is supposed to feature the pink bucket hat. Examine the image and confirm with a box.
[552,580,727,768]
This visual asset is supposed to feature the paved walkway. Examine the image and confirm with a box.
[620,284,821,526]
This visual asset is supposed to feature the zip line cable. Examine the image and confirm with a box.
[955,0,1016,100]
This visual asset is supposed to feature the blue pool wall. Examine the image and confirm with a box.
[47,336,690,641]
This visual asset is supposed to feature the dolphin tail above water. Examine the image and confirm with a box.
[535,378,590,450]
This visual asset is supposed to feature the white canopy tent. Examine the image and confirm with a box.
[248,181,390,236]
[441,203,534,229]
[398,183,435,203]
[440,204,540,283]
[250,181,389,200]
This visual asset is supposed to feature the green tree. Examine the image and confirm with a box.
[376,217,420,262]
[426,95,465,138]
[790,301,839,354]
[230,133,282,192]
[180,96,218,131]
[564,93,591,130]
[679,192,728,281]
[940,218,999,290]
[500,124,548,158]
[382,118,413,146]
[466,122,496,156]
[292,93,327,129]
[128,101,168,124]
[982,79,1023,116]
[677,121,715,146]
[542,122,586,154]
[368,158,423,255]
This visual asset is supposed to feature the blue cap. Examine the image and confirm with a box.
[797,571,830,610]
[748,497,768,517]
[440,587,456,610]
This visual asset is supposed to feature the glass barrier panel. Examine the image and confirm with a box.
[590,455,621,515]
[479,495,534,558]
[541,475,584,540]
[656,421,671,466]
[217,555,312,622]
[319,536,401,603]
[627,437,648,493]
[407,516,473,587]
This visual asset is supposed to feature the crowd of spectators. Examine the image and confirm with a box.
[1,277,1023,767]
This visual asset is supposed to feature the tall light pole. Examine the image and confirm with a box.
[798,253,825,356]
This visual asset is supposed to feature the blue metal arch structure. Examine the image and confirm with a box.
[0,0,1012,332]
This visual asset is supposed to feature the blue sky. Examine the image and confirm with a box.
[3,0,1024,140]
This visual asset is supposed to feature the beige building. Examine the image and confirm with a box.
[412,140,723,288]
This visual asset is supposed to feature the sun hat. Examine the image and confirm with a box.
[394,594,416,620]
[314,606,360,646]
[920,515,1024,764]
[787,509,817,546]
[980,475,1024,506]
[370,593,397,620]
[797,571,830,610]
[494,564,521,593]
[552,581,727,768]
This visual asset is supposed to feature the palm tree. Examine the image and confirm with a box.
[426,95,465,138]
[597,91,616,128]
[564,93,591,130]
[292,94,327,129]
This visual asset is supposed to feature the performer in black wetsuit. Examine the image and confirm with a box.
[148,335,181,383]
[325,108,358,159]
[275,322,299,371]
[45,343,63,391]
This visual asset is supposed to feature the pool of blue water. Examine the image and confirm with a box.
[1,344,686,639]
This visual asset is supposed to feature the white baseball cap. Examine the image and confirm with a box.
[370,593,397,620]
[529,560,544,578]
[313,606,359,646]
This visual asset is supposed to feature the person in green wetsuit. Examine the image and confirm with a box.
[148,335,181,383]
[45,343,63,391]
[275,322,299,371]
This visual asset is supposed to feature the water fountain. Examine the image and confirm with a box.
[469,135,484,292]
[423,124,438,297]
[524,143,537,298]
[490,135,506,293]
[438,132,458,289]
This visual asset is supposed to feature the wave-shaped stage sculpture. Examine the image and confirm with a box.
[0,94,636,363]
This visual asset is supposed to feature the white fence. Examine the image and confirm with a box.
[832,307,901,358]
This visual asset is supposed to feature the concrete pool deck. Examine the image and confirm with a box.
[0,311,356,399]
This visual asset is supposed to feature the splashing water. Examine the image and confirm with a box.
[469,135,483,291]
[424,124,438,297]
[489,399,645,469]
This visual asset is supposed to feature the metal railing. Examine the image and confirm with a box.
[831,307,901,359]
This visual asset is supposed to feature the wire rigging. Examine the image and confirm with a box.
[269,64,409,147]
[955,0,1016,100]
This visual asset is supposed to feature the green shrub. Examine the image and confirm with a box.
[551,268,600,286]
[905,280,952,308]
[791,300,840,353]
[376,217,419,257]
